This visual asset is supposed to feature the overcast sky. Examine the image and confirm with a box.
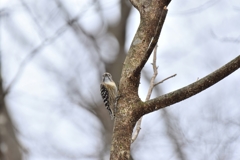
[1,0,240,160]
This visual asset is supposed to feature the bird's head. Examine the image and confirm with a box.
[102,72,113,83]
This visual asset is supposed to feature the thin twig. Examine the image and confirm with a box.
[132,45,177,143]
[145,45,158,101]
[144,55,240,113]
[132,44,159,143]
[154,74,177,87]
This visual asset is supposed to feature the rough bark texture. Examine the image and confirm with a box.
[110,0,171,159]
[110,0,240,159]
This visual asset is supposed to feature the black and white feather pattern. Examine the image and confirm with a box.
[100,84,112,115]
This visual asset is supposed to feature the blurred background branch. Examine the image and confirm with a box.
[0,0,240,160]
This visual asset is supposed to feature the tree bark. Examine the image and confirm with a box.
[110,0,171,159]
[110,0,240,159]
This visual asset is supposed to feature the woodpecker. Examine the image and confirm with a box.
[100,72,118,120]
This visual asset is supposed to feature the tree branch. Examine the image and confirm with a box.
[133,6,168,78]
[111,0,239,159]
[132,46,177,143]
[154,74,177,87]
[111,0,171,159]
[141,55,240,114]
[132,45,159,143]
[119,0,170,95]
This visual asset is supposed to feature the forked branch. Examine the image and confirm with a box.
[131,45,176,143]
[140,55,240,114]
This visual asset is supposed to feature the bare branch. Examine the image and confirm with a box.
[132,45,159,143]
[154,74,177,87]
[4,23,68,95]
[140,55,240,115]
[132,7,168,78]
[131,116,142,143]
[132,46,177,143]
[118,1,170,95]
[146,45,158,100]
[111,0,171,159]
[129,0,140,10]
